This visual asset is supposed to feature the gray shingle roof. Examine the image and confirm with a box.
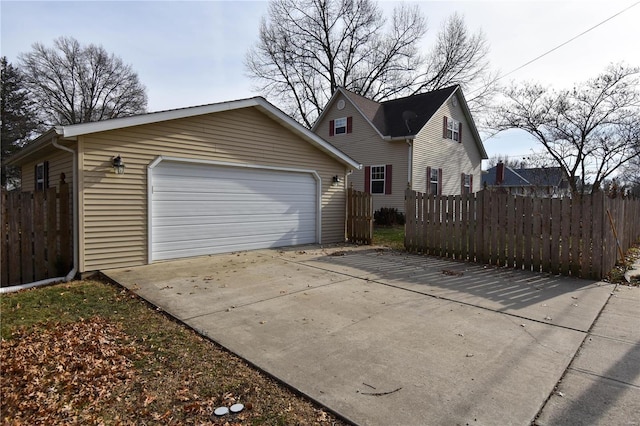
[341,86,458,138]
[482,165,567,188]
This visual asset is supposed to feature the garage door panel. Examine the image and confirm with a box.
[153,202,314,218]
[151,161,318,261]
[154,213,316,227]
[153,217,316,242]
[153,229,316,253]
[154,179,315,196]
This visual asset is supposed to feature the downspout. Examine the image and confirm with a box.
[406,139,413,188]
[1,136,78,294]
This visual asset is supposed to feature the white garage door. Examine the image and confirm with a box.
[151,161,318,261]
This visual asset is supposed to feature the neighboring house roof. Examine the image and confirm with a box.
[312,85,487,159]
[482,165,567,188]
[8,97,361,170]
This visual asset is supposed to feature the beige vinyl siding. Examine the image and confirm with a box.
[316,92,409,212]
[79,107,347,272]
[412,93,483,195]
[20,149,73,192]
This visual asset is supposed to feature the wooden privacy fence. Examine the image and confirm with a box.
[1,184,72,286]
[405,189,640,280]
[347,187,373,244]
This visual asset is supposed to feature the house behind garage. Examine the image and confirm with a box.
[8,97,360,275]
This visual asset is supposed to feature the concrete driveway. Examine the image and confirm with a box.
[104,245,638,425]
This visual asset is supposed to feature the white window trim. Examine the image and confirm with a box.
[36,162,45,191]
[430,168,439,195]
[463,173,471,194]
[334,117,347,135]
[371,164,386,194]
[447,118,460,141]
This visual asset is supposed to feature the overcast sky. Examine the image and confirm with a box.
[2,0,639,164]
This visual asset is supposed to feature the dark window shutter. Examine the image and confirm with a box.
[385,164,392,195]
[44,161,49,189]
[461,173,465,194]
[34,164,38,191]
[438,168,443,195]
[426,167,431,194]
[443,116,448,138]
[470,174,473,192]
[458,122,463,143]
[364,166,371,194]
[347,116,353,134]
[329,120,335,136]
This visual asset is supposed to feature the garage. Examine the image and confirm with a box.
[150,158,319,261]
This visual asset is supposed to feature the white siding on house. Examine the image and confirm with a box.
[78,107,347,272]
[315,92,409,212]
[412,92,483,196]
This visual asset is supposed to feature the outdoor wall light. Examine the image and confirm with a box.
[112,155,125,175]
[332,175,342,185]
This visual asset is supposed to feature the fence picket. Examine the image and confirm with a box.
[346,187,372,245]
[33,191,47,280]
[399,189,640,280]
[560,197,571,275]
[1,185,72,287]
[20,194,34,283]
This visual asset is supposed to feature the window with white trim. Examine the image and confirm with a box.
[334,117,347,135]
[447,118,460,141]
[430,168,439,195]
[371,165,385,194]
[462,173,471,194]
[35,162,46,191]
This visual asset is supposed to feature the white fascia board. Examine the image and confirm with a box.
[61,98,262,138]
[445,87,488,159]
[311,91,339,132]
[58,96,360,170]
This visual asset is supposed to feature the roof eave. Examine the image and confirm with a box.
[447,87,488,159]
[61,98,262,138]
[254,98,361,170]
[5,128,64,166]
[58,97,360,171]
[313,88,386,140]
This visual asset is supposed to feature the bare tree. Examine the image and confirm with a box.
[414,13,494,112]
[19,36,147,126]
[619,144,640,196]
[489,63,640,195]
[246,0,492,127]
[485,154,527,169]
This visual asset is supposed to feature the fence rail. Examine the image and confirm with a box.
[1,184,72,286]
[405,189,640,280]
[347,187,373,244]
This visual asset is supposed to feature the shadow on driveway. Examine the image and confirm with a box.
[289,248,613,331]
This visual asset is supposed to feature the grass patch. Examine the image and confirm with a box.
[373,225,405,250]
[1,278,345,425]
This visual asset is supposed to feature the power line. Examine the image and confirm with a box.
[495,1,640,83]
